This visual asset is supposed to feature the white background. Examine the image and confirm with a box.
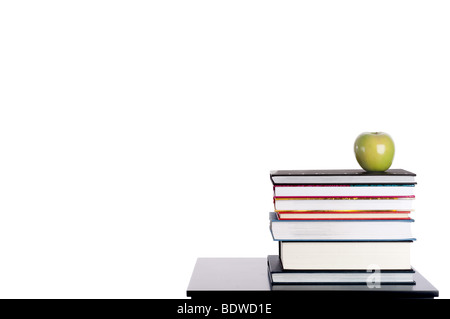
[0,1,449,299]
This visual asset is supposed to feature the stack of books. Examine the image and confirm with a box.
[268,169,417,286]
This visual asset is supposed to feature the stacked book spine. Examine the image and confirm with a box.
[268,169,417,286]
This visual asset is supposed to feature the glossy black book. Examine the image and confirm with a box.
[267,255,415,285]
[270,169,416,185]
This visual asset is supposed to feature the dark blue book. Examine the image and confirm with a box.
[269,212,416,241]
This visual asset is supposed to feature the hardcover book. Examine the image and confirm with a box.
[274,184,415,198]
[269,212,415,241]
[279,241,412,270]
[270,169,416,185]
[274,197,414,211]
[277,211,411,220]
[267,255,415,284]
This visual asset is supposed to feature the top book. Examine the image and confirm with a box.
[270,169,416,185]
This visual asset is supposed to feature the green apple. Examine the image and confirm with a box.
[354,132,395,172]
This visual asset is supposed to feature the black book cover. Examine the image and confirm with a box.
[270,169,416,185]
[267,255,415,285]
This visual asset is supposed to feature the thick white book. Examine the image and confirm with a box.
[280,241,412,270]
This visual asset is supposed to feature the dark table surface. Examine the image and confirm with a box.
[187,257,439,299]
